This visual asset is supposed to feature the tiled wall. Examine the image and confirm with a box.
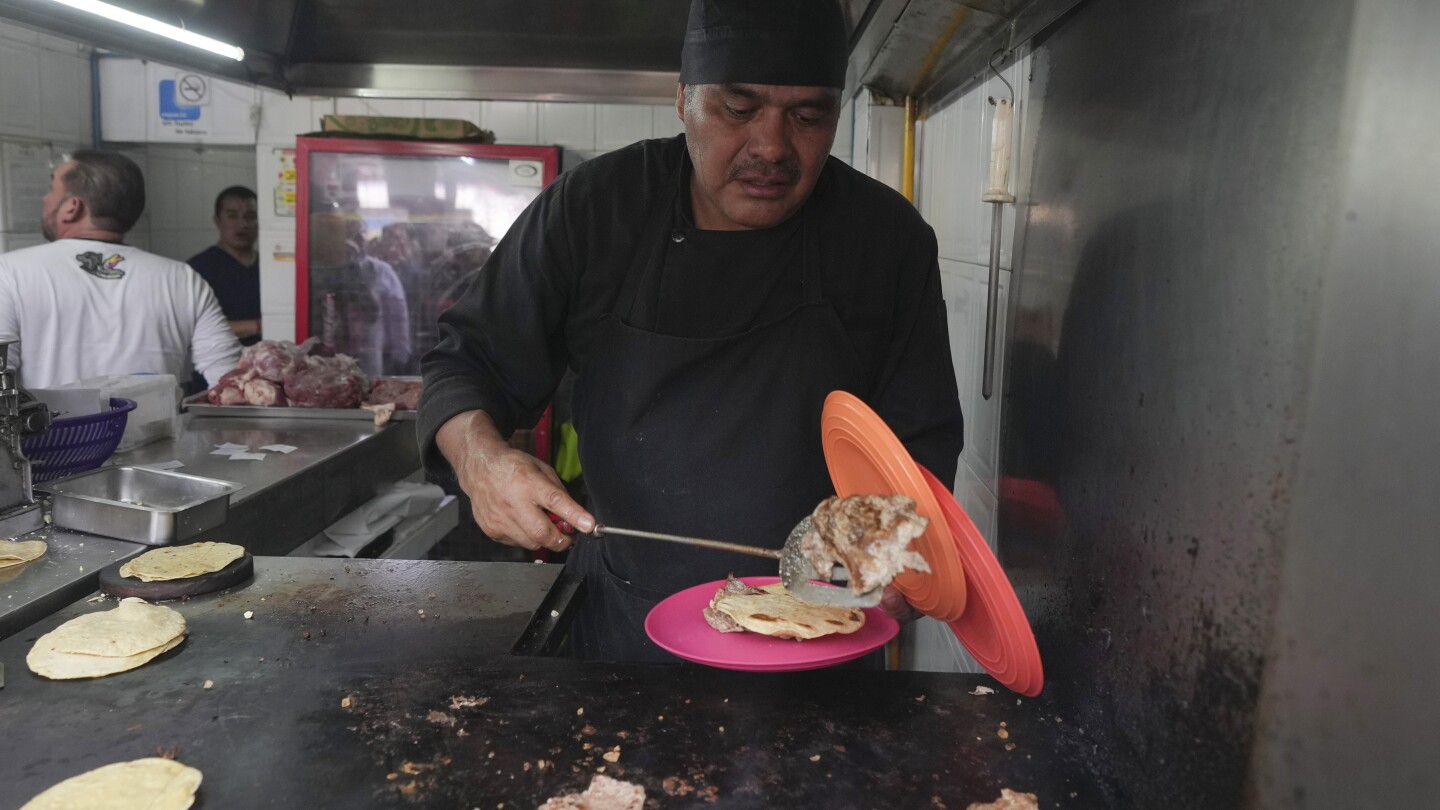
[0,22,92,254]
[110,144,256,261]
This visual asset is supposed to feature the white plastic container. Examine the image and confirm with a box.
[60,374,180,452]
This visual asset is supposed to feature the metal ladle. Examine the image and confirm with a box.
[592,516,884,608]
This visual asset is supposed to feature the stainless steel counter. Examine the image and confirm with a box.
[119,415,386,507]
[0,414,421,639]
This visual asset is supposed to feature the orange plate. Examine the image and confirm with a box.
[922,467,1045,696]
[820,391,966,621]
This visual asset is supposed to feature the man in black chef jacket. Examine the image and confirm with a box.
[419,0,964,661]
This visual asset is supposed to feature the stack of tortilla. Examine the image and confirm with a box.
[704,578,866,640]
[119,541,245,582]
[0,539,47,570]
[27,598,187,679]
[20,758,202,810]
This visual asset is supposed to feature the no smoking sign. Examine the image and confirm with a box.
[175,73,210,106]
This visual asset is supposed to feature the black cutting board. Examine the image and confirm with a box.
[97,552,254,599]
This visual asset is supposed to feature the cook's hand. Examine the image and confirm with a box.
[880,585,921,624]
[436,410,595,552]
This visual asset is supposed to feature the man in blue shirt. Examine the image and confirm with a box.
[187,186,261,346]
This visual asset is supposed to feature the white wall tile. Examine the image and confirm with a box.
[865,104,906,193]
[39,49,85,142]
[97,56,146,143]
[335,97,424,119]
[76,62,94,145]
[0,232,44,253]
[538,103,596,151]
[420,100,481,125]
[0,21,38,45]
[144,157,178,229]
[174,159,207,230]
[481,101,538,144]
[307,98,334,132]
[259,236,296,312]
[595,104,651,151]
[651,103,684,138]
[35,32,78,53]
[940,259,979,450]
[258,90,315,145]
[260,232,297,343]
[0,41,41,138]
[265,313,296,345]
[831,98,854,165]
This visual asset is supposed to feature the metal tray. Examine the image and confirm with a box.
[40,466,243,546]
[181,391,418,422]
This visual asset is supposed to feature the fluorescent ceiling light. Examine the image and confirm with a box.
[45,0,245,61]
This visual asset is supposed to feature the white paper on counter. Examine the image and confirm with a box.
[137,460,185,470]
[228,452,267,461]
[317,482,447,558]
[259,444,298,454]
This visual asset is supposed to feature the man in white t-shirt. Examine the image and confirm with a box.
[0,149,240,389]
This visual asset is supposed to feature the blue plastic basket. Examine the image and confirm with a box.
[22,397,137,483]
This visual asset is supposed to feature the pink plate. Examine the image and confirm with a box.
[646,577,899,672]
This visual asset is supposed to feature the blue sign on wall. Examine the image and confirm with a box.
[158,79,201,121]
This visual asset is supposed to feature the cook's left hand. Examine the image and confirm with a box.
[880,585,921,624]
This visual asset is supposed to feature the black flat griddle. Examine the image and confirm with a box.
[0,557,1117,808]
[97,553,254,600]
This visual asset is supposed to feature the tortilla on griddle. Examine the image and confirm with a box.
[708,580,865,640]
[0,539,47,569]
[119,541,245,582]
[20,757,202,810]
[26,598,187,680]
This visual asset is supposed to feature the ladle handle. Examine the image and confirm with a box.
[592,525,782,559]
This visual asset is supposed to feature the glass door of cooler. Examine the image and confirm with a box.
[295,137,560,378]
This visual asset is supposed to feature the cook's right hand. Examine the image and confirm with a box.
[437,410,595,552]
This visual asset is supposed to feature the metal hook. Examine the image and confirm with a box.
[989,48,1015,104]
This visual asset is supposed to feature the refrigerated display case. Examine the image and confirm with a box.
[295,136,561,461]
[295,136,560,376]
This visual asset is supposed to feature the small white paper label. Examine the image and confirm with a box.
[260,444,298,454]
[508,159,543,188]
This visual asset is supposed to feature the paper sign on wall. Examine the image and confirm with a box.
[1,142,61,233]
[274,148,297,217]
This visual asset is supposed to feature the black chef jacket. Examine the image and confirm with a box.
[418,134,963,492]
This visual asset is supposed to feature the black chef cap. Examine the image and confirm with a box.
[680,0,848,89]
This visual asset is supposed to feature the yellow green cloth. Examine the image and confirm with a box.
[554,422,582,483]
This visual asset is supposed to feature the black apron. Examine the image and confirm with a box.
[568,178,863,662]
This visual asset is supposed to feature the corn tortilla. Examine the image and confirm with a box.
[119,541,245,582]
[0,539,47,569]
[20,758,202,810]
[27,599,187,679]
[712,583,866,640]
[27,633,185,680]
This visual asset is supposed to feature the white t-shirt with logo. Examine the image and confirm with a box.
[0,238,241,389]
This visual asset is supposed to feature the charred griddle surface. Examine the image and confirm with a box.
[0,558,1115,808]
